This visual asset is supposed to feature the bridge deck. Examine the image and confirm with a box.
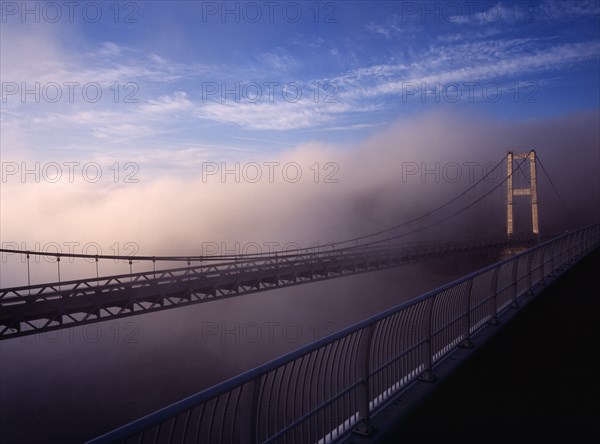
[374,247,600,443]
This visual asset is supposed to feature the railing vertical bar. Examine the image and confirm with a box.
[274,364,288,437]
[265,368,280,438]
[282,360,298,443]
[219,391,232,442]
[152,422,161,444]
[329,337,343,438]
[346,332,360,428]
[194,403,206,444]
[490,266,500,324]
[510,258,519,307]
[291,354,306,444]
[420,297,435,382]
[166,415,178,444]
[180,409,192,443]
[354,324,375,436]
[299,353,314,443]
[525,251,533,292]
[461,279,474,347]
[207,396,220,443]
[320,342,335,440]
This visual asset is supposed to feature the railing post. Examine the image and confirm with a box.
[539,244,548,285]
[565,234,572,264]
[419,297,436,382]
[559,235,569,269]
[354,323,376,436]
[570,233,579,262]
[577,229,585,256]
[460,280,474,348]
[572,231,579,258]
[562,234,571,266]
[489,267,500,325]
[510,258,519,308]
[550,240,557,273]
[526,252,534,294]
[555,237,563,270]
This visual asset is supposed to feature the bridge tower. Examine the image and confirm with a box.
[506,151,539,236]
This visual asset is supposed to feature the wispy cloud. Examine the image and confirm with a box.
[537,0,600,20]
[2,3,598,164]
[447,0,600,25]
[332,39,599,100]
[257,49,299,73]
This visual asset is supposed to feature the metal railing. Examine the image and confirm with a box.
[88,223,600,444]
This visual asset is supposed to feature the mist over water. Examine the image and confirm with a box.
[1,111,598,442]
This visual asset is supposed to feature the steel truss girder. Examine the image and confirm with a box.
[0,237,530,339]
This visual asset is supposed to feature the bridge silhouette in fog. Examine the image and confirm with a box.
[2,151,597,444]
[0,151,548,340]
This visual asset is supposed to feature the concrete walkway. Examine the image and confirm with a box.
[383,247,600,443]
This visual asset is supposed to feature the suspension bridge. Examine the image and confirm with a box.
[0,151,546,339]
[1,150,597,443]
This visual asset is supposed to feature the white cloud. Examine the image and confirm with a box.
[258,49,298,72]
[365,15,404,38]
[537,0,600,20]
[194,100,349,130]
[333,39,599,100]
[95,42,126,57]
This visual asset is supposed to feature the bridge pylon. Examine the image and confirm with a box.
[506,150,539,236]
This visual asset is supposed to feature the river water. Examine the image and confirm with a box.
[0,247,522,443]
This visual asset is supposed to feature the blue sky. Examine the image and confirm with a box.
[1,0,599,161]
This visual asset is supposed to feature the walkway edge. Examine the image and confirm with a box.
[347,246,599,444]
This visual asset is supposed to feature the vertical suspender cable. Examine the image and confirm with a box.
[57,256,61,288]
[26,253,31,295]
